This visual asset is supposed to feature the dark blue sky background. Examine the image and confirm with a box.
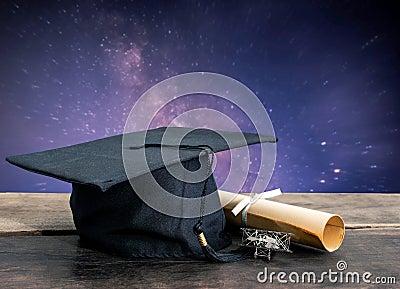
[1,0,399,192]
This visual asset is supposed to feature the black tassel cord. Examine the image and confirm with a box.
[192,145,252,263]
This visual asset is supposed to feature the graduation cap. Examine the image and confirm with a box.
[6,127,276,261]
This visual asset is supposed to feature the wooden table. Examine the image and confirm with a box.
[0,193,399,288]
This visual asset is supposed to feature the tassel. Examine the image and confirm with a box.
[193,221,251,263]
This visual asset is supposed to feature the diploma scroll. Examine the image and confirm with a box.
[218,190,345,252]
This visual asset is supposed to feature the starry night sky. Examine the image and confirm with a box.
[1,0,399,193]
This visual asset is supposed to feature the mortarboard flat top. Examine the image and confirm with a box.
[6,127,276,192]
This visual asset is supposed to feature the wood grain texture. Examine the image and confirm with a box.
[0,193,74,234]
[273,193,400,225]
[0,193,399,288]
[1,193,399,234]
[0,230,398,288]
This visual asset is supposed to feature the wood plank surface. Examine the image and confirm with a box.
[0,230,398,288]
[0,193,75,234]
[0,193,399,288]
[274,193,400,226]
[1,193,399,234]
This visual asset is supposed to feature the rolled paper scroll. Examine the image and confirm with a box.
[218,190,345,252]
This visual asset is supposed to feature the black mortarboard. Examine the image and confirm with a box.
[6,127,276,258]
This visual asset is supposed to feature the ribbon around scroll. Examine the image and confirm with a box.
[231,188,283,216]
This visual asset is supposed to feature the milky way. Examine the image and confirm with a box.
[0,1,399,192]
